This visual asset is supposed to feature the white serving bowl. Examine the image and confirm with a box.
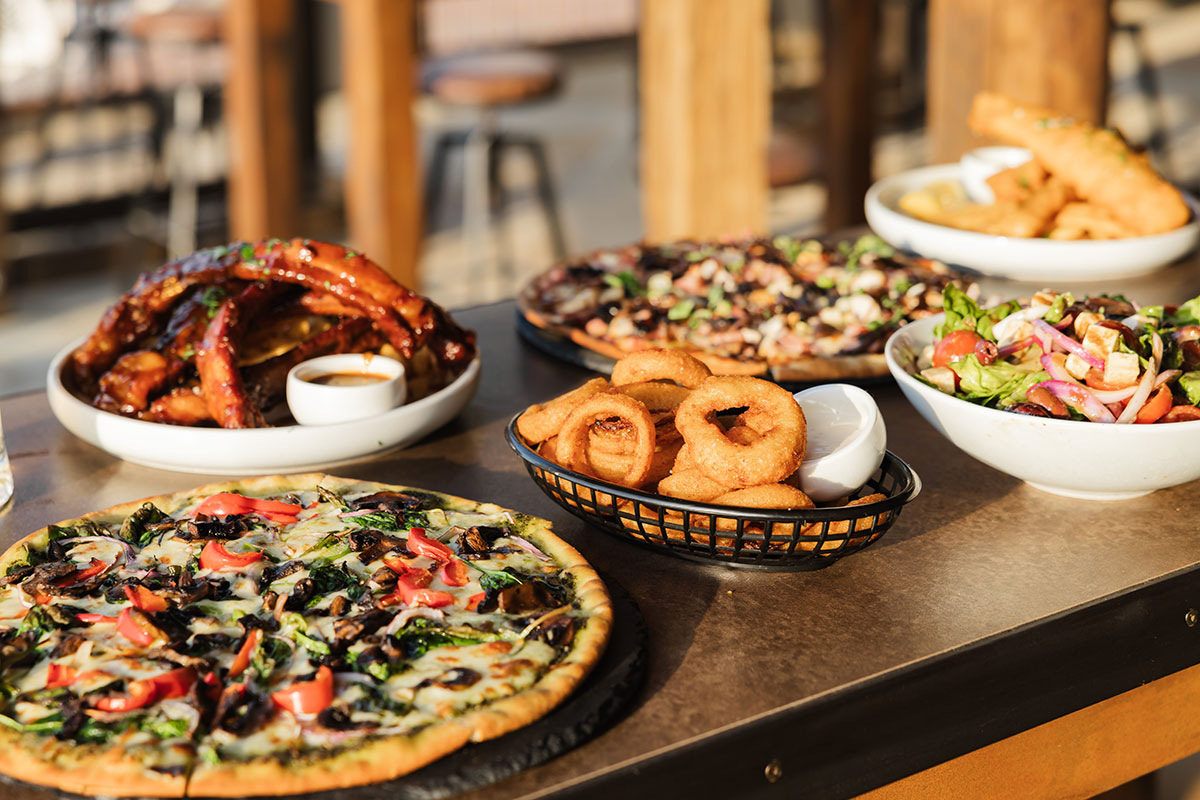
[287,353,407,426]
[959,146,1032,203]
[793,384,887,502]
[885,315,1200,500]
[865,163,1200,282]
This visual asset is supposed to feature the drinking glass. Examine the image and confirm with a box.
[0,408,13,508]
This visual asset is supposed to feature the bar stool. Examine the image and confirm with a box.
[422,50,568,277]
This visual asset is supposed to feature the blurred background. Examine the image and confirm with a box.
[1,0,1199,400]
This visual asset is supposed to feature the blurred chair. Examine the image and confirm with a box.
[422,49,567,277]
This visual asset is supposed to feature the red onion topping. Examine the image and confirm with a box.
[1033,380,1117,423]
[1031,320,1104,369]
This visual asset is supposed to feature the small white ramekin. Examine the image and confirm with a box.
[286,353,407,426]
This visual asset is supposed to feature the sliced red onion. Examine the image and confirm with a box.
[1116,333,1161,424]
[338,509,384,519]
[1032,320,1104,369]
[997,337,1034,359]
[1156,369,1181,387]
[383,607,445,636]
[1034,380,1117,423]
[992,305,1049,346]
[508,535,552,562]
[15,586,34,609]
[334,672,377,686]
[159,699,202,738]
[1039,354,1080,385]
[1089,385,1138,404]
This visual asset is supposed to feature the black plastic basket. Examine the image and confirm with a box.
[506,416,921,571]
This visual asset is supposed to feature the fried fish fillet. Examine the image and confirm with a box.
[968,92,1190,236]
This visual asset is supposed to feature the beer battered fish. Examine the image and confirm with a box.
[968,92,1190,236]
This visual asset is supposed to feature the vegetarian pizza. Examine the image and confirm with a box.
[520,234,973,381]
[0,475,610,797]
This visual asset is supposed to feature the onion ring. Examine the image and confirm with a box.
[588,438,682,486]
[612,381,692,413]
[656,468,730,502]
[558,393,656,488]
[710,484,814,511]
[675,377,805,488]
[611,349,712,389]
[516,377,610,443]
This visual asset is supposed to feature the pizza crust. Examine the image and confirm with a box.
[0,474,612,798]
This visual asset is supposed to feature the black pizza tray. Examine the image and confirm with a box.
[515,310,891,389]
[0,580,647,800]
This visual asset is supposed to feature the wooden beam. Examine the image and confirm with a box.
[223,0,300,240]
[339,0,421,287]
[639,0,770,242]
[821,0,877,230]
[927,0,1111,162]
[859,660,1200,800]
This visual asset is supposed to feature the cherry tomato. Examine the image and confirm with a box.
[380,574,455,609]
[146,667,196,700]
[407,528,453,562]
[932,330,985,369]
[193,493,301,524]
[124,585,168,613]
[228,629,262,679]
[270,665,333,716]
[382,558,432,586]
[76,612,118,624]
[1161,405,1200,423]
[437,559,469,588]
[1135,385,1173,424]
[116,607,168,647]
[466,592,485,612]
[200,541,264,571]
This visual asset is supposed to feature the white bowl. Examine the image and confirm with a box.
[47,340,480,475]
[885,315,1200,500]
[287,353,407,426]
[959,146,1032,203]
[865,163,1200,282]
[793,384,887,502]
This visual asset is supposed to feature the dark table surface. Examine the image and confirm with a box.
[5,262,1200,798]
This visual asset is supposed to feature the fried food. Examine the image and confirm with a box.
[68,239,477,428]
[675,377,805,488]
[611,348,713,388]
[557,393,657,488]
[516,377,610,443]
[1047,202,1135,240]
[968,92,1190,236]
[986,160,1048,204]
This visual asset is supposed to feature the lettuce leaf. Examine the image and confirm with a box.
[1178,372,1200,406]
[951,355,1047,408]
[936,286,1020,341]
[1042,292,1075,324]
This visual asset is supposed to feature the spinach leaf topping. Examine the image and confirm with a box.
[119,503,169,546]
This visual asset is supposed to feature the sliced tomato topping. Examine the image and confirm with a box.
[407,528,453,562]
[193,493,301,524]
[380,573,455,609]
[270,666,333,716]
[228,629,262,679]
[124,584,168,613]
[53,558,109,588]
[437,559,469,587]
[1161,405,1200,423]
[1135,385,1173,424]
[93,668,195,712]
[116,607,168,647]
[932,330,985,368]
[76,612,118,624]
[46,663,78,688]
[466,592,486,612]
[199,540,264,571]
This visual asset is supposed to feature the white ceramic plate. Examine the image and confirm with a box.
[885,315,1200,500]
[865,163,1200,282]
[46,341,481,475]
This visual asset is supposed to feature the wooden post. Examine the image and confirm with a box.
[223,0,300,241]
[821,0,877,230]
[339,0,421,287]
[927,0,1111,163]
[640,0,770,242]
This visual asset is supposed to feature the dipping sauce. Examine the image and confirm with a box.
[305,372,392,387]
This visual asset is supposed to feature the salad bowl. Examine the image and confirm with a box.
[885,314,1200,500]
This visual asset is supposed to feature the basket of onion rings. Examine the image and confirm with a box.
[507,350,921,570]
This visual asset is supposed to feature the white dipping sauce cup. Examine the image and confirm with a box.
[959,146,1033,204]
[793,384,887,503]
[286,354,407,426]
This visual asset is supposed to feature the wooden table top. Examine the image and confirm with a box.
[5,264,1200,798]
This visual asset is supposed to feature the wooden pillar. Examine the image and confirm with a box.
[223,0,300,241]
[927,0,1111,162]
[639,0,770,242]
[821,0,877,230]
[339,0,421,287]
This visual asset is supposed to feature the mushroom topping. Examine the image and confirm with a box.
[416,667,481,690]
[332,609,391,649]
[178,515,253,541]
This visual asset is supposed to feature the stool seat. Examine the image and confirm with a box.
[126,9,223,43]
[425,50,559,107]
